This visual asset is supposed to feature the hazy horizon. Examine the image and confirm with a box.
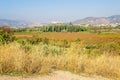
[0,0,120,23]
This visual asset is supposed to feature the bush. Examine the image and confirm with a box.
[0,30,11,44]
[0,26,15,44]
[0,25,13,35]
[85,44,96,49]
[27,38,42,45]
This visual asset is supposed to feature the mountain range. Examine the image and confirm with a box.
[73,15,120,25]
[0,15,120,27]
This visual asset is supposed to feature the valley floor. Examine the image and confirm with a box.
[0,71,109,80]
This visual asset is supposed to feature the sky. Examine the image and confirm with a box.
[0,0,120,23]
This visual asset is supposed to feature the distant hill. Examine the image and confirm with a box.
[0,19,47,28]
[73,15,120,25]
[107,15,120,23]
[0,19,28,27]
[1,15,120,27]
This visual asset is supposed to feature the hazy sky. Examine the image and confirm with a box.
[0,0,120,22]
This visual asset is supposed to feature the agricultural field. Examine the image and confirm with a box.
[14,31,120,44]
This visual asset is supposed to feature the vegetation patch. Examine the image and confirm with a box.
[0,25,120,80]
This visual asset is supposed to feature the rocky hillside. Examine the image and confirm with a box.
[74,15,120,25]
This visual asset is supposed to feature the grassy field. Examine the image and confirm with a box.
[0,30,120,80]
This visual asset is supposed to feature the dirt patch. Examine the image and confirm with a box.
[0,71,109,80]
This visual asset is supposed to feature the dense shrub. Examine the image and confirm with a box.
[0,30,11,44]
[0,26,16,44]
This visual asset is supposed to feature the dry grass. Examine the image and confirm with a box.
[0,42,120,80]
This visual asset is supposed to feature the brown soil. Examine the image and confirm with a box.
[0,71,110,80]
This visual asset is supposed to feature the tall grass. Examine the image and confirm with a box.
[0,42,120,79]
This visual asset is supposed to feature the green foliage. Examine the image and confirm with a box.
[85,44,96,49]
[115,25,120,29]
[0,30,14,44]
[16,39,26,45]
[0,26,17,44]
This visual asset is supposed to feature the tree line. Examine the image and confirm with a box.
[12,24,117,33]
[13,24,87,32]
[41,24,87,32]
